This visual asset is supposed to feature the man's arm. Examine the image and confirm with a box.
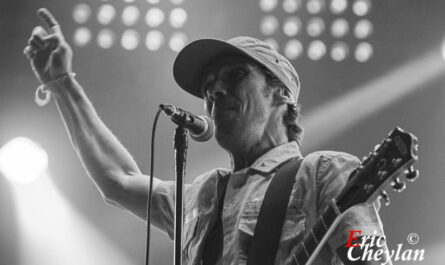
[23,8,161,221]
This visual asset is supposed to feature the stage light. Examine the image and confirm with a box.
[124,0,135,3]
[306,0,325,14]
[306,17,325,37]
[146,30,164,51]
[0,137,48,185]
[169,8,188,28]
[282,0,302,13]
[171,0,185,4]
[331,18,349,38]
[73,3,92,24]
[97,29,115,49]
[263,38,280,51]
[353,0,372,17]
[122,6,140,26]
[331,42,349,61]
[330,0,348,14]
[145,7,165,27]
[169,32,188,52]
[259,0,278,12]
[260,15,279,35]
[307,40,326,60]
[147,0,161,4]
[283,16,302,37]
[97,4,116,25]
[121,30,140,50]
[354,19,373,39]
[355,42,373,62]
[73,27,92,47]
[284,39,303,60]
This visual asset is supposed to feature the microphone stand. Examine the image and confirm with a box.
[174,125,188,265]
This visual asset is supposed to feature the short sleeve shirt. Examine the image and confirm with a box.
[150,141,385,265]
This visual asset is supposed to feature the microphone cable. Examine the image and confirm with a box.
[145,107,163,265]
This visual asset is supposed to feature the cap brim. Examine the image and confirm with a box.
[173,39,246,99]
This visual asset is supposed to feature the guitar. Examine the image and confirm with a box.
[292,127,419,265]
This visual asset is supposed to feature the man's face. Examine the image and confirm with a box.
[199,56,276,151]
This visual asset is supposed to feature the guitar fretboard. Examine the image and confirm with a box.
[292,203,340,265]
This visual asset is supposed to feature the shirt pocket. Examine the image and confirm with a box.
[238,199,306,241]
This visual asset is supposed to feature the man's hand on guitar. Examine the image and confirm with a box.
[23,8,73,84]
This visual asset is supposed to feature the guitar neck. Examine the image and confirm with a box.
[292,201,342,265]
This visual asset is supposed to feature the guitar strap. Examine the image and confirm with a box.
[247,157,303,265]
[201,157,303,265]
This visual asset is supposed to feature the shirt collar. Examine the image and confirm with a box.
[249,141,302,173]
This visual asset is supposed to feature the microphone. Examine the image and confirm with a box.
[159,104,214,142]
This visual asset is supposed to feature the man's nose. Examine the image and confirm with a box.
[207,79,227,101]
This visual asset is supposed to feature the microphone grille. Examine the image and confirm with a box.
[190,115,214,142]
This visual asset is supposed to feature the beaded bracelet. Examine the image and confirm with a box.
[34,73,76,107]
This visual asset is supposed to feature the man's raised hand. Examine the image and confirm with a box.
[23,8,73,84]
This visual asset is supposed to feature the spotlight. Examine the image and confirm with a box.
[147,0,161,4]
[169,8,188,28]
[354,19,373,39]
[169,32,188,52]
[330,42,349,61]
[263,38,280,51]
[331,18,349,38]
[260,15,279,35]
[146,8,165,27]
[353,0,372,17]
[306,0,325,14]
[284,39,303,60]
[306,17,325,37]
[307,40,326,60]
[330,0,348,14]
[122,6,140,26]
[97,4,116,25]
[121,30,140,50]
[0,137,48,185]
[73,27,92,47]
[355,42,373,62]
[97,29,116,49]
[146,30,164,51]
[283,16,302,37]
[171,0,185,4]
[259,0,278,12]
[282,0,302,13]
[73,3,92,24]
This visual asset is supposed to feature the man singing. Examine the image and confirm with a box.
[24,8,391,265]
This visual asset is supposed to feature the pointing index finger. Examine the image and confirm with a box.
[37,8,62,36]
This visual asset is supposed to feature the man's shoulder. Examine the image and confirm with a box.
[301,150,361,177]
[186,168,230,194]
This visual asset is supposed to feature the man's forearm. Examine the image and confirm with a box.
[50,75,151,216]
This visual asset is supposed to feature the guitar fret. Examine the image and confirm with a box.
[320,216,328,230]
[294,246,309,265]
[310,229,319,244]
[302,242,309,257]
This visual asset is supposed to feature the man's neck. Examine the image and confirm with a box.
[229,135,288,172]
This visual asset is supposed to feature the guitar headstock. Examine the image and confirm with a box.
[336,127,419,213]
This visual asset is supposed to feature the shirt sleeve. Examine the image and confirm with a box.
[315,151,385,250]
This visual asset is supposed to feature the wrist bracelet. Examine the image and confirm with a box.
[34,73,76,107]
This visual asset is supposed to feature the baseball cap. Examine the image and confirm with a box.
[173,36,300,103]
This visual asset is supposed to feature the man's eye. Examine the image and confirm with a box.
[225,67,248,81]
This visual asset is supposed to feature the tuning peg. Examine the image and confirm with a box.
[379,190,390,206]
[391,177,406,192]
[406,166,419,182]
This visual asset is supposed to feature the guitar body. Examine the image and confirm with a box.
[292,127,419,265]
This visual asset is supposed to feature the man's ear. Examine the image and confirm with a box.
[272,87,294,105]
